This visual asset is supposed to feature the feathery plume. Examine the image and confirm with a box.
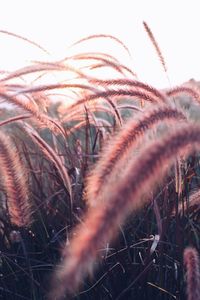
[0,92,64,135]
[0,30,49,54]
[90,78,168,103]
[86,106,186,206]
[175,157,182,196]
[0,131,32,227]
[69,89,160,112]
[184,247,200,300]
[67,34,132,57]
[166,86,200,105]
[143,21,167,73]
[15,83,123,126]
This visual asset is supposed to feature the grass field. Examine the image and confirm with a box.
[0,24,200,300]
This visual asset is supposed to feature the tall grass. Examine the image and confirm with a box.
[0,23,199,300]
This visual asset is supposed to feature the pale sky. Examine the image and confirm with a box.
[0,0,199,88]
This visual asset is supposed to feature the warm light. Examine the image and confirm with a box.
[0,0,199,88]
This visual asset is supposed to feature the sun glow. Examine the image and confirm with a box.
[0,0,199,88]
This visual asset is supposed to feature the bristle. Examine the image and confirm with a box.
[90,78,168,103]
[0,92,63,134]
[184,247,200,300]
[0,30,49,54]
[175,158,182,196]
[69,89,160,112]
[68,34,132,57]
[143,21,167,73]
[166,85,200,104]
[0,132,32,227]
[17,83,123,127]
[85,106,186,206]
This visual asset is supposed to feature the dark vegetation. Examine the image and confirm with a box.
[0,23,200,300]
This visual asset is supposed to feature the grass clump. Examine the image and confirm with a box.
[0,23,200,300]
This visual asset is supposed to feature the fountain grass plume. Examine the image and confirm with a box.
[68,89,161,112]
[85,105,186,206]
[166,86,200,105]
[0,91,64,134]
[184,247,200,300]
[0,131,32,227]
[90,78,168,103]
[143,21,167,73]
